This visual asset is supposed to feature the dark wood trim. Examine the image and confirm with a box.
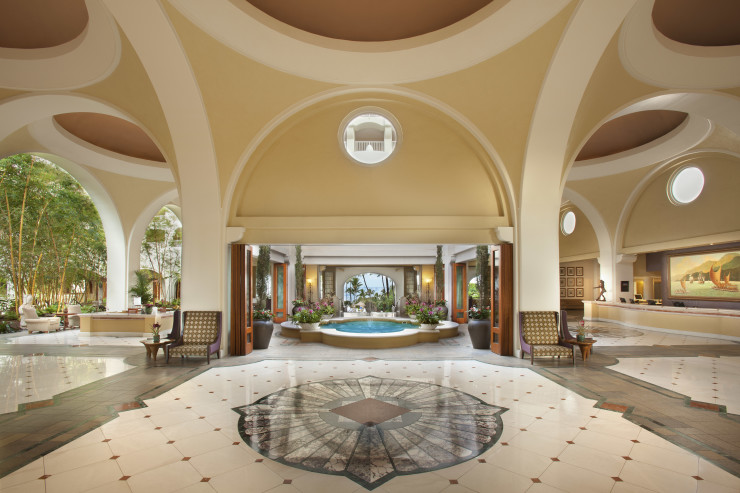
[230,244,247,356]
[491,243,513,355]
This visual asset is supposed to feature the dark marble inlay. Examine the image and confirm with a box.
[234,376,506,490]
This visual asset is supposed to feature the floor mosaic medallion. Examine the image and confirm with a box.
[234,375,506,489]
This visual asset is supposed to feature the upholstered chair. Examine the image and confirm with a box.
[167,311,221,364]
[20,306,61,333]
[519,311,574,364]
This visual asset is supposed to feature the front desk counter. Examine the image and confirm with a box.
[583,301,739,340]
[79,311,174,337]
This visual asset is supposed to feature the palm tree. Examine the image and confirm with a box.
[345,277,362,303]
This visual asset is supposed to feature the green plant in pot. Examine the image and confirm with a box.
[253,309,274,349]
[467,305,491,349]
[292,307,322,331]
[416,303,441,329]
[129,270,153,310]
[577,320,588,342]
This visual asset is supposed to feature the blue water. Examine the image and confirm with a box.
[322,320,417,333]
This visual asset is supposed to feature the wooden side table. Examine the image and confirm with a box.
[565,338,596,361]
[140,339,173,362]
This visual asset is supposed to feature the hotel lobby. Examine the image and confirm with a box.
[1,1,740,492]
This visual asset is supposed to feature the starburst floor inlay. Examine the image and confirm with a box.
[234,375,506,489]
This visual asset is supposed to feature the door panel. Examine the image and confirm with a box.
[452,263,467,323]
[273,263,288,322]
[491,243,513,355]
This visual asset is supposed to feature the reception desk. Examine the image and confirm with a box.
[79,311,174,337]
[583,301,740,340]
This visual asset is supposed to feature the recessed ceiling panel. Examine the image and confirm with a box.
[245,0,493,42]
[653,0,740,47]
[54,113,166,163]
[0,0,88,49]
[576,110,688,162]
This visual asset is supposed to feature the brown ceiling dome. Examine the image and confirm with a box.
[245,0,493,42]
[54,113,165,163]
[0,0,89,49]
[653,0,740,47]
[576,110,688,162]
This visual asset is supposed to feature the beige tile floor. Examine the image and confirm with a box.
[2,329,144,346]
[0,354,134,413]
[608,356,740,414]
[2,359,738,493]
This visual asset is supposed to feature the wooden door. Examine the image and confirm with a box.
[245,248,253,353]
[273,263,288,322]
[451,263,467,323]
[491,243,513,355]
[229,244,253,356]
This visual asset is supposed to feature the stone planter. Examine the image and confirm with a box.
[408,314,418,321]
[299,322,321,331]
[419,323,438,330]
[253,320,274,349]
[321,315,332,321]
[467,318,491,349]
[371,312,395,318]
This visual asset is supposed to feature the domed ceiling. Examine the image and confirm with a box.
[652,0,740,46]
[576,110,688,162]
[0,0,88,49]
[245,0,494,41]
[54,113,166,163]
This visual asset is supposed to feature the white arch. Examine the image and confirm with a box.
[127,189,181,304]
[337,269,404,304]
[170,0,569,84]
[104,0,221,311]
[619,0,740,89]
[30,153,128,311]
[0,0,121,91]
[519,1,636,313]
[223,85,517,232]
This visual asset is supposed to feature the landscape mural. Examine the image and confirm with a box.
[669,249,740,300]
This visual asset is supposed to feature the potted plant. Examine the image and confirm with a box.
[292,299,308,315]
[253,309,274,349]
[404,293,421,320]
[434,299,448,320]
[467,305,491,349]
[292,307,322,331]
[318,298,335,320]
[416,303,441,330]
[129,270,153,309]
[151,322,161,343]
[577,320,588,342]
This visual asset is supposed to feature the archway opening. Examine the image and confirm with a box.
[139,207,181,307]
[342,273,397,312]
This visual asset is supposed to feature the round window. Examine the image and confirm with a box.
[668,166,704,204]
[561,210,576,235]
[340,110,399,166]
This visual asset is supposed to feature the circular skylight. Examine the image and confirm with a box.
[561,210,576,235]
[341,112,398,165]
[669,166,704,204]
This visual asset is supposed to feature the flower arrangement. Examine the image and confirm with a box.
[416,304,441,325]
[468,306,490,320]
[434,299,447,307]
[151,322,161,342]
[577,320,588,341]
[254,309,273,321]
[405,293,422,316]
[292,307,322,324]
[318,298,335,317]
[292,299,308,308]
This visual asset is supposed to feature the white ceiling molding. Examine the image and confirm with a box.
[0,0,121,90]
[567,115,711,181]
[29,118,174,181]
[619,0,740,89]
[169,0,569,84]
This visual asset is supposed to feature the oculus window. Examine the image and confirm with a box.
[561,210,576,236]
[668,166,704,204]
[340,110,399,166]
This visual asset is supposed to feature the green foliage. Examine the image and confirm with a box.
[0,154,107,309]
[344,276,362,303]
[129,270,153,305]
[468,281,480,300]
[254,308,273,321]
[475,245,491,308]
[141,208,181,303]
[255,245,271,309]
[435,245,444,300]
[416,304,441,324]
[291,306,322,324]
[294,245,304,300]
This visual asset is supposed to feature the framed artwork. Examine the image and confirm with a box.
[559,267,566,276]
[560,277,566,287]
[567,267,575,276]
[621,281,629,292]
[576,277,584,287]
[576,267,583,276]
[576,288,584,297]
[567,288,575,297]
[560,288,566,298]
[669,248,740,301]
[567,277,575,287]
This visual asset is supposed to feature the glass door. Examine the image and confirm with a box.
[273,263,287,322]
[490,244,513,355]
[452,263,467,323]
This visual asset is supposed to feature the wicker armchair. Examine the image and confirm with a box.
[519,311,574,365]
[167,311,222,364]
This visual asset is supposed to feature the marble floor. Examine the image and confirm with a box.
[2,329,145,347]
[609,356,740,414]
[0,320,739,492]
[0,354,133,413]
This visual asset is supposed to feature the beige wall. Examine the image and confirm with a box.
[623,153,740,250]
[560,259,597,302]
[559,205,599,260]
